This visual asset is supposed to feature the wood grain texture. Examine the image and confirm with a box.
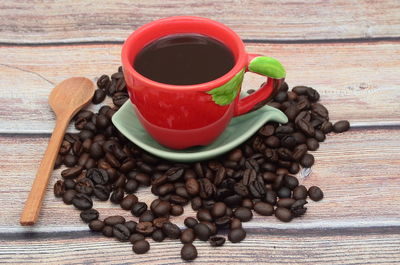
[0,128,399,231]
[0,0,399,43]
[0,42,399,133]
[1,228,400,264]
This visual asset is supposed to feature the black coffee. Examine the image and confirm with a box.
[134,34,235,85]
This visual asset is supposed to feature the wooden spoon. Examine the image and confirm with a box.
[20,77,95,226]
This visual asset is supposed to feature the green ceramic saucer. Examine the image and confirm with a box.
[112,101,288,162]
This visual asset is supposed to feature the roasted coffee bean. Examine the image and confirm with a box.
[198,178,215,199]
[93,185,110,201]
[54,154,63,169]
[92,89,106,104]
[97,74,111,90]
[89,220,104,232]
[228,228,246,243]
[102,226,113,237]
[72,193,92,210]
[224,194,242,207]
[277,168,289,175]
[249,180,266,198]
[272,174,284,190]
[202,222,216,236]
[175,186,190,199]
[181,243,197,261]
[78,153,90,167]
[320,121,333,133]
[228,148,243,162]
[300,153,315,168]
[120,194,138,210]
[184,217,198,228]
[139,210,154,222]
[292,86,309,95]
[180,228,195,244]
[274,90,288,103]
[333,120,350,133]
[262,172,277,183]
[241,198,253,209]
[129,233,145,244]
[234,207,253,222]
[75,178,93,195]
[277,187,291,198]
[136,221,155,235]
[209,236,226,247]
[292,132,307,145]
[230,218,242,229]
[164,167,184,182]
[306,138,319,151]
[297,119,315,137]
[291,199,308,217]
[306,87,320,102]
[132,239,150,254]
[62,189,77,204]
[112,92,129,107]
[281,135,296,149]
[86,168,108,185]
[120,158,136,173]
[113,224,131,241]
[314,130,326,142]
[211,202,227,218]
[104,215,125,226]
[191,196,202,210]
[131,202,148,217]
[254,202,274,216]
[169,194,188,205]
[194,223,211,241]
[197,208,213,222]
[54,180,65,197]
[285,105,300,121]
[125,221,137,233]
[245,158,260,172]
[152,200,170,216]
[293,144,308,161]
[61,166,83,179]
[133,173,150,186]
[171,204,184,216]
[153,217,169,229]
[63,154,77,167]
[64,179,75,190]
[202,199,215,210]
[308,186,324,201]
[259,124,275,137]
[289,162,300,174]
[242,169,256,185]
[284,175,299,190]
[110,188,124,204]
[79,130,95,141]
[80,209,99,223]
[162,222,181,239]
[293,185,308,200]
[59,140,71,155]
[265,190,277,205]
[89,142,104,159]
[277,148,293,161]
[105,152,120,168]
[311,103,328,118]
[151,229,165,242]
[265,136,280,148]
[215,216,231,227]
[113,175,126,189]
[277,198,296,208]
[275,207,293,222]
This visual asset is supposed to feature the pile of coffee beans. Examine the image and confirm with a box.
[53,67,350,261]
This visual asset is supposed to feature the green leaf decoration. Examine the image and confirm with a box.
[207,69,245,106]
[248,56,286,79]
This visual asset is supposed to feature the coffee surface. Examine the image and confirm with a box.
[134,34,235,85]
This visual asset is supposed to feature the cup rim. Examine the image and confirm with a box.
[121,16,247,92]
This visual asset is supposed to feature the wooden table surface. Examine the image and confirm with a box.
[1,1,399,264]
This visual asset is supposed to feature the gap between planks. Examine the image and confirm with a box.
[0,36,399,47]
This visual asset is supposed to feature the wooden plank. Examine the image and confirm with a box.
[0,42,399,133]
[0,0,399,43]
[0,128,399,230]
[0,228,399,264]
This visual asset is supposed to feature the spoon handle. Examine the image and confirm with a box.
[20,116,70,226]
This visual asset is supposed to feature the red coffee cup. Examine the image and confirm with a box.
[121,16,285,149]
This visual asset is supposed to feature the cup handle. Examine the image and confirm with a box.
[234,53,286,116]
